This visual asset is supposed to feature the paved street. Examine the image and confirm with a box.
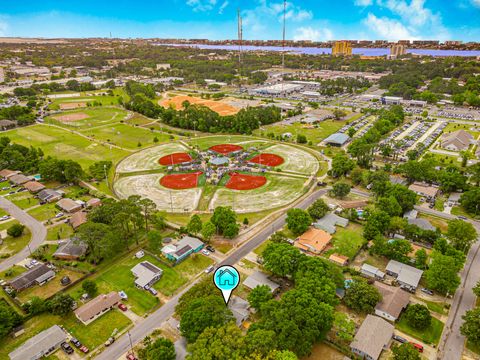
[97,188,329,360]
[0,197,47,272]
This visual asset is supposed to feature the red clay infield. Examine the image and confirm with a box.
[159,153,193,166]
[209,144,243,154]
[160,172,202,189]
[249,153,285,167]
[226,172,267,190]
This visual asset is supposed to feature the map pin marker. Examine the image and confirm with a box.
[213,265,240,305]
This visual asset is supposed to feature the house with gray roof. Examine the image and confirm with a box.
[37,189,63,203]
[131,261,163,289]
[53,238,87,260]
[9,325,66,360]
[408,218,436,231]
[361,264,385,280]
[9,264,55,292]
[161,236,204,263]
[313,213,349,234]
[403,209,418,220]
[228,295,250,327]
[243,271,280,293]
[374,282,410,322]
[9,174,33,186]
[350,315,394,360]
[386,260,423,292]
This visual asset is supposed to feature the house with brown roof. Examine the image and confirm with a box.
[86,198,102,208]
[374,282,410,322]
[294,228,332,255]
[0,169,20,179]
[53,238,87,260]
[440,130,474,152]
[69,211,87,229]
[56,198,82,213]
[329,253,349,266]
[23,181,46,193]
[350,315,394,360]
[9,174,33,186]
[74,292,121,325]
[408,182,439,199]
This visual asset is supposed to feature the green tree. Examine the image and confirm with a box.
[211,206,238,236]
[0,301,22,340]
[77,222,117,264]
[330,183,351,198]
[447,219,477,252]
[46,293,74,316]
[139,337,176,360]
[460,188,480,215]
[415,249,428,270]
[363,210,391,240]
[223,222,240,239]
[333,312,356,342]
[404,304,432,330]
[392,343,421,360]
[147,230,163,252]
[425,254,461,294]
[286,208,312,236]
[201,221,216,242]
[88,160,112,179]
[331,154,355,178]
[23,296,46,315]
[296,134,307,144]
[7,223,25,238]
[187,214,203,235]
[263,242,303,278]
[344,279,382,313]
[82,280,98,298]
[461,307,480,344]
[247,285,273,313]
[307,199,329,220]
[473,280,480,297]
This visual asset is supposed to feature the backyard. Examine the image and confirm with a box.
[324,223,366,260]
[396,314,444,346]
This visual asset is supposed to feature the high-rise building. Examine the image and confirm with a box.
[390,43,407,58]
[332,41,352,56]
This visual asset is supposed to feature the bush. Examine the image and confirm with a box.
[404,304,432,330]
[7,224,25,238]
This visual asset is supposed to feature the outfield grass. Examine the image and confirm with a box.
[45,107,129,129]
[396,315,444,345]
[46,223,74,241]
[263,143,319,175]
[3,125,129,168]
[187,135,270,150]
[325,224,366,260]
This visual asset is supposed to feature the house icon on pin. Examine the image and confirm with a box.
[216,268,237,286]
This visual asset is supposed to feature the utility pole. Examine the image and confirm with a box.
[281,0,286,98]
[127,331,134,356]
[104,164,108,188]
[237,8,243,92]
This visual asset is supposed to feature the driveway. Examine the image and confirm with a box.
[0,197,47,272]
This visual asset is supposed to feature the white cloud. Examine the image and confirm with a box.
[186,0,218,12]
[293,26,333,41]
[471,0,480,7]
[364,13,415,40]
[218,1,229,14]
[354,0,374,6]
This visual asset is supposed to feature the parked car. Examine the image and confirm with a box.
[149,288,158,296]
[80,345,89,353]
[421,288,434,296]
[105,337,115,347]
[70,338,81,348]
[55,212,64,218]
[8,191,15,195]
[126,354,138,360]
[205,265,214,274]
[393,335,407,343]
[410,342,424,353]
[0,215,10,221]
[457,216,467,220]
[317,181,327,187]
[201,249,210,256]
[61,342,74,354]
[118,303,128,312]
[206,245,215,253]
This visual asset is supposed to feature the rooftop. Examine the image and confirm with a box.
[9,325,66,360]
[350,315,394,360]
[243,271,279,292]
[131,261,163,288]
[324,132,350,145]
[374,282,410,319]
[295,228,332,254]
[74,292,121,323]
[386,260,424,288]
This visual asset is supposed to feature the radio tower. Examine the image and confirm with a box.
[237,8,243,92]
[281,0,286,98]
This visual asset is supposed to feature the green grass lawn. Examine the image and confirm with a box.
[45,107,129,129]
[396,315,444,346]
[443,122,480,138]
[7,192,39,209]
[80,123,172,149]
[46,223,74,241]
[175,254,213,279]
[187,135,270,150]
[27,203,59,222]
[0,223,31,258]
[422,299,448,315]
[3,124,129,169]
[324,223,366,260]
[467,339,480,355]
[253,240,272,256]
[0,265,26,279]
[451,205,479,220]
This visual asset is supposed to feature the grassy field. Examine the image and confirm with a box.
[254,119,346,145]
[46,223,74,241]
[3,125,129,168]
[80,123,173,150]
[45,107,129,129]
[27,203,59,222]
[263,143,319,175]
[187,135,270,150]
[0,221,31,258]
[324,223,366,260]
[442,122,480,138]
[7,192,39,210]
[396,315,444,346]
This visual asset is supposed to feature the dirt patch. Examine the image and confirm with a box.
[159,152,193,166]
[160,172,202,189]
[160,95,239,116]
[249,153,285,167]
[209,144,243,154]
[59,102,87,110]
[226,173,267,190]
[54,112,89,122]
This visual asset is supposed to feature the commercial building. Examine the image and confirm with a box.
[324,133,350,147]
[440,130,474,152]
[350,315,394,360]
[9,264,55,292]
[74,292,121,325]
[374,282,410,322]
[131,261,163,289]
[389,43,407,58]
[381,96,403,105]
[332,41,352,56]
[386,260,424,292]
[294,228,332,255]
[9,325,67,360]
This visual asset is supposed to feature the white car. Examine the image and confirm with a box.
[0,215,10,221]
[201,249,210,256]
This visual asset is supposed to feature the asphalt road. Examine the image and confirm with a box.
[0,197,47,272]
[96,188,329,360]
[414,206,480,360]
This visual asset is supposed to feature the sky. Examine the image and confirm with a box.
[0,1,479,42]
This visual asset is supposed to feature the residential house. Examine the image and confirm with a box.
[329,253,349,266]
[408,218,436,231]
[9,264,56,292]
[408,182,439,199]
[313,213,349,234]
[131,261,163,289]
[374,282,410,322]
[228,296,250,327]
[0,119,17,131]
[243,271,280,293]
[294,228,332,255]
[74,292,121,325]
[69,211,87,229]
[86,198,102,208]
[9,174,33,186]
[440,130,473,152]
[361,264,385,280]
[386,260,424,292]
[448,192,462,206]
[0,169,20,180]
[161,236,204,263]
[37,189,63,203]
[23,181,46,193]
[56,198,82,213]
[350,315,394,360]
[9,325,67,360]
[53,238,87,260]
